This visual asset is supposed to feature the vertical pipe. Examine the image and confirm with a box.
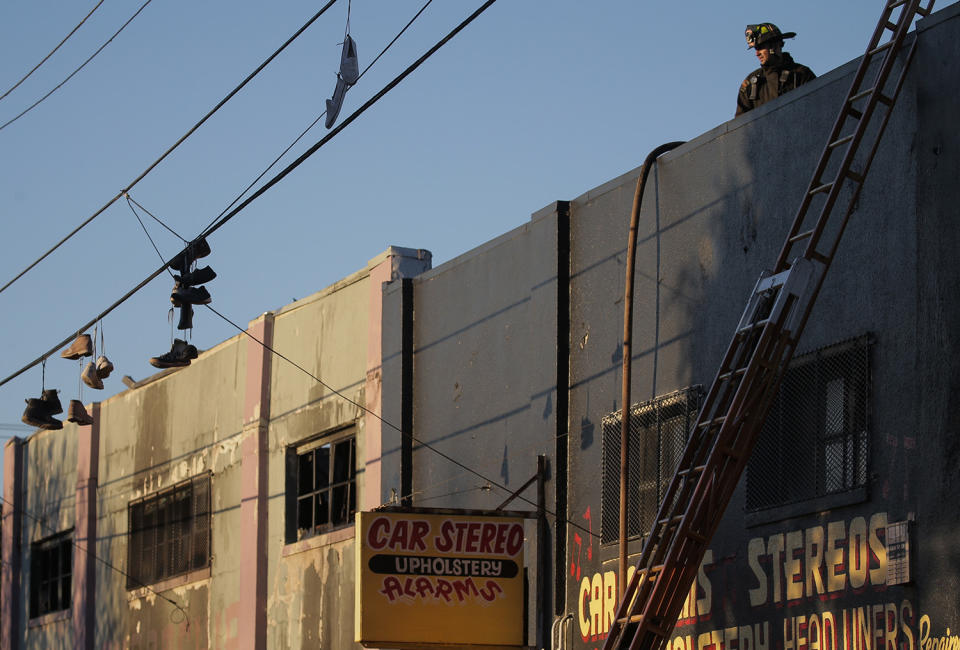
[620,142,685,595]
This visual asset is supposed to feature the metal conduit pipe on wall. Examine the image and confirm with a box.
[619,141,686,595]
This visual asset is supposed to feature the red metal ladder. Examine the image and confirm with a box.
[602,1,935,649]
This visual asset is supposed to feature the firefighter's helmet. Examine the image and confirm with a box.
[745,23,796,49]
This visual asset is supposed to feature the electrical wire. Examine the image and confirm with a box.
[0,0,342,297]
[0,0,500,390]
[0,0,154,132]
[0,0,106,103]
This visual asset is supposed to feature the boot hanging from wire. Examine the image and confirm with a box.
[325,0,359,129]
[21,359,63,430]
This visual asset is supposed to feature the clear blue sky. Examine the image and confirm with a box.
[0,0,947,451]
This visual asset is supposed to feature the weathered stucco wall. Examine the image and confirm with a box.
[95,334,246,649]
[266,266,370,650]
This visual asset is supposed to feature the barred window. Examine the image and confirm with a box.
[746,336,871,511]
[127,473,211,589]
[30,530,72,618]
[286,428,357,543]
[601,387,703,544]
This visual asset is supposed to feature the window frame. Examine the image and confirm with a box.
[126,472,211,590]
[285,426,358,544]
[29,529,74,620]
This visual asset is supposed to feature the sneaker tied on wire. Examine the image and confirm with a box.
[82,362,104,390]
[95,355,114,379]
[22,394,63,430]
[67,400,94,426]
[60,334,93,360]
[149,339,198,369]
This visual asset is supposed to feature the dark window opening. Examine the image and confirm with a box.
[286,429,357,543]
[127,473,211,589]
[601,387,704,544]
[746,335,871,511]
[30,530,73,618]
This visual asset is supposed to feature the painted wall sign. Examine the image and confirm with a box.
[355,510,525,648]
[571,511,938,650]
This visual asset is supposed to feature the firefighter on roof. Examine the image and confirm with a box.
[736,23,816,116]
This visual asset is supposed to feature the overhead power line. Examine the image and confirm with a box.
[0,0,106,103]
[0,0,501,391]
[0,0,342,297]
[0,0,154,132]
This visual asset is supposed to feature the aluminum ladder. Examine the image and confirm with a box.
[602,1,935,648]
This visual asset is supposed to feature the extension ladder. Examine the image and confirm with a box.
[602,1,935,649]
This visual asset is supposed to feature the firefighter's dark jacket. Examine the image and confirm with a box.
[736,52,816,116]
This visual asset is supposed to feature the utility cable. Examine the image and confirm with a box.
[0,0,106,103]
[198,0,434,237]
[0,0,341,297]
[0,0,153,132]
[0,494,190,626]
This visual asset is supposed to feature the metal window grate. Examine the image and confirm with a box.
[601,387,704,544]
[747,335,871,511]
[127,473,211,589]
[29,530,72,618]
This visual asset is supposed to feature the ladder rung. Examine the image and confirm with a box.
[829,134,855,149]
[698,416,725,429]
[679,464,707,476]
[788,229,815,244]
[877,93,894,106]
[884,20,897,31]
[809,182,834,196]
[718,445,744,459]
[718,366,747,382]
[850,87,876,102]
[658,515,684,527]
[847,107,863,120]
[810,251,831,264]
[916,5,930,16]
[687,529,708,543]
[846,170,865,183]
[738,317,770,333]
[868,40,895,57]
[887,0,907,8]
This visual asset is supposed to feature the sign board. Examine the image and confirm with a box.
[355,510,526,648]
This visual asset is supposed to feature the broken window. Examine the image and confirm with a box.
[30,530,73,618]
[286,428,357,543]
[127,473,211,589]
